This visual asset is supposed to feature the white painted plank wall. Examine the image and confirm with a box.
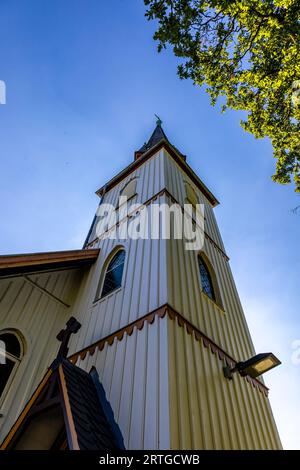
[74,316,170,450]
[88,150,166,244]
[69,150,168,353]
[69,209,168,354]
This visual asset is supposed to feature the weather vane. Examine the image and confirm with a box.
[155,114,162,126]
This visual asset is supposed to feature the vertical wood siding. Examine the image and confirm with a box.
[163,149,281,448]
[74,316,170,450]
[1,145,282,450]
[69,151,168,354]
[168,318,282,449]
[69,224,168,354]
[0,268,84,441]
[164,150,225,250]
[163,148,256,360]
[88,150,166,244]
[167,227,256,360]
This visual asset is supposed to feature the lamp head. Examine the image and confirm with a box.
[223,353,281,380]
[237,353,281,378]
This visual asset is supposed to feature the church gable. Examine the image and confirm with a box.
[0,122,282,451]
[1,319,123,451]
[0,249,100,442]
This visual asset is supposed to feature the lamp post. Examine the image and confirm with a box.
[223,353,281,380]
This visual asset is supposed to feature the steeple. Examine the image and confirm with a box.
[135,116,185,161]
[0,120,282,452]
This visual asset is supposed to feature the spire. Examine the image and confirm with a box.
[134,116,186,161]
[136,116,168,156]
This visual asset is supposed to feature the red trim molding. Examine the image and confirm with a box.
[69,305,168,362]
[69,304,268,396]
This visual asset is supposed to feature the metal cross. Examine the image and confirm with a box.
[56,316,81,359]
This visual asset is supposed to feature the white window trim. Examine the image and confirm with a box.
[0,333,24,406]
[94,248,126,302]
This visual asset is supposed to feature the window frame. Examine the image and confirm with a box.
[116,178,138,217]
[119,178,138,202]
[0,331,24,404]
[94,248,126,302]
[197,253,224,310]
[198,255,216,301]
[184,181,199,207]
[184,181,204,224]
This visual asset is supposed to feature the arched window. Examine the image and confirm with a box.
[120,178,137,200]
[198,255,216,301]
[185,182,198,208]
[95,249,126,300]
[0,331,24,400]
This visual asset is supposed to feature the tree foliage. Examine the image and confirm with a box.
[144,0,300,191]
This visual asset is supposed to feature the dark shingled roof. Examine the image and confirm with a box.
[1,358,124,450]
[137,123,169,153]
[136,123,185,159]
[61,359,121,450]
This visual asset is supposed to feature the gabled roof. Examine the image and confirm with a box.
[58,359,123,450]
[0,249,100,277]
[0,358,124,450]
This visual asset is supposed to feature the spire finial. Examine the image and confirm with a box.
[155,114,162,127]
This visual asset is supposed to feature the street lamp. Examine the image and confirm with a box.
[223,353,281,380]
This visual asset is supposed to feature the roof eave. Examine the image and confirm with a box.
[0,249,100,277]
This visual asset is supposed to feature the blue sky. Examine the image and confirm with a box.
[0,0,299,449]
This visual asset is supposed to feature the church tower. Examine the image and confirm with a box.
[0,121,282,449]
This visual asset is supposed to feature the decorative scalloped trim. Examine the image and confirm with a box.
[69,304,268,397]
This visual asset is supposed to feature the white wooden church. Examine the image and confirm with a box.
[0,121,282,449]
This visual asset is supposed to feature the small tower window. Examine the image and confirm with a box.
[0,331,24,400]
[120,178,137,201]
[198,255,215,301]
[96,249,126,300]
[185,182,198,208]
